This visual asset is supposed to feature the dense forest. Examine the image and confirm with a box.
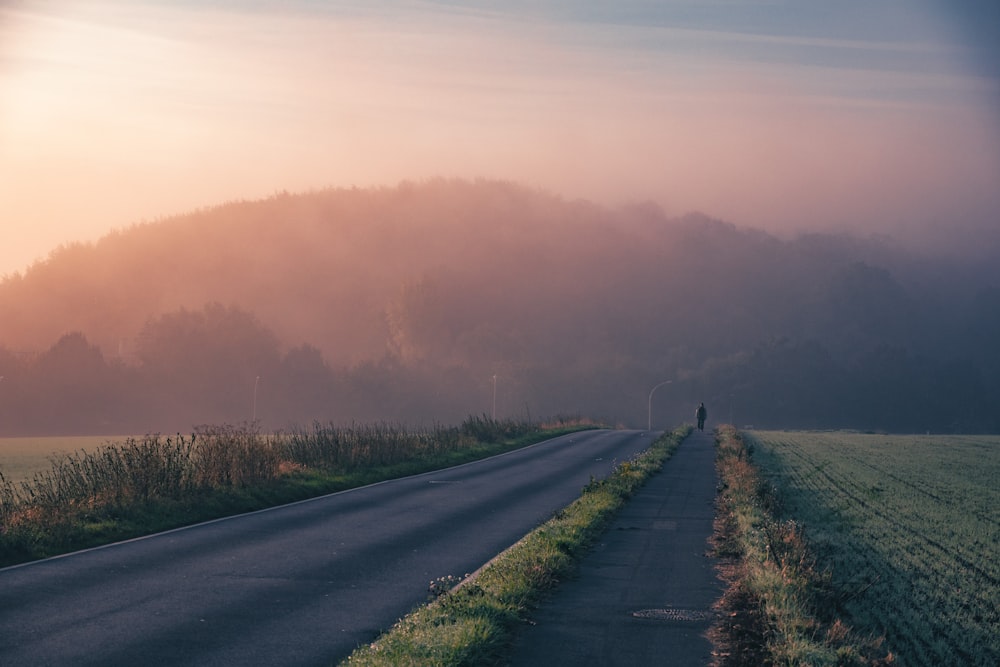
[1,179,998,435]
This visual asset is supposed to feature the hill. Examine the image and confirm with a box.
[1,179,997,434]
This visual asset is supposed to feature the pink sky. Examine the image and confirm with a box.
[2,1,998,275]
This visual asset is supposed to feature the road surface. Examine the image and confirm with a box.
[0,429,657,666]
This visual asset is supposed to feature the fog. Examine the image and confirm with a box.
[0,180,997,435]
[2,3,999,433]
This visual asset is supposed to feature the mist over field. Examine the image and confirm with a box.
[1,180,997,435]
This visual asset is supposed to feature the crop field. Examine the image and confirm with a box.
[0,436,128,483]
[745,431,999,666]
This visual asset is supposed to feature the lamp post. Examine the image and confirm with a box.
[647,380,673,431]
[491,374,497,420]
[253,375,260,423]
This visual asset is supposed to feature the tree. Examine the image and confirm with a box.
[26,332,123,433]
[135,303,282,424]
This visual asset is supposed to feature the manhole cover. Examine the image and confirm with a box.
[652,520,678,530]
[631,608,717,622]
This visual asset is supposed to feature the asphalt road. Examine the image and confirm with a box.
[0,429,658,667]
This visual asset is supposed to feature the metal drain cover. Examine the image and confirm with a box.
[631,608,717,622]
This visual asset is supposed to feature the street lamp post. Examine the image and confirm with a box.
[491,374,497,420]
[253,375,260,423]
[647,380,673,431]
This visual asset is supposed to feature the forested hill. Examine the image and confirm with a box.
[1,179,998,435]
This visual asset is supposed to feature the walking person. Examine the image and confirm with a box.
[696,402,707,431]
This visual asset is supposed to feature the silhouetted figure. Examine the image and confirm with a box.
[696,402,707,431]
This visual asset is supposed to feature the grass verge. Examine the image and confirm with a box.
[710,425,894,666]
[0,417,598,568]
[339,425,691,667]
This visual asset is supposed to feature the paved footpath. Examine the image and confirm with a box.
[506,428,722,666]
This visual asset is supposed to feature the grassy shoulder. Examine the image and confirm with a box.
[710,425,894,666]
[340,425,691,667]
[0,417,598,568]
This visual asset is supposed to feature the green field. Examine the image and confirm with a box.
[746,431,999,666]
[0,436,130,484]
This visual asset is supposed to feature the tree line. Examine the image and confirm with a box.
[1,180,997,434]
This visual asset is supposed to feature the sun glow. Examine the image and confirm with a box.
[1,1,998,274]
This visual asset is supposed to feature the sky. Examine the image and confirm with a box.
[2,0,999,276]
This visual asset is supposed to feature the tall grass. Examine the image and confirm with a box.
[0,416,576,567]
[0,436,133,484]
[284,422,455,471]
[193,424,281,487]
[711,426,893,666]
[282,415,541,472]
[19,434,194,510]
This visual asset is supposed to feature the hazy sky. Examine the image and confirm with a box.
[2,0,998,275]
